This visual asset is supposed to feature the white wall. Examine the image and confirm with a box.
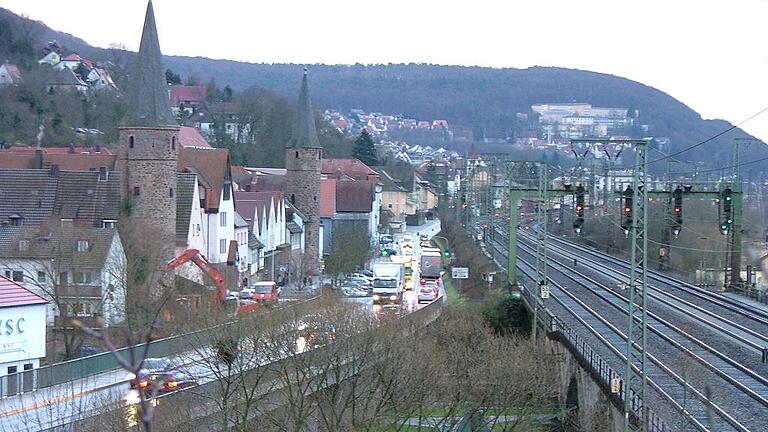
[0,303,47,369]
[100,232,127,326]
[204,185,236,264]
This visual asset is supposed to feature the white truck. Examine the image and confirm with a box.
[371,262,405,305]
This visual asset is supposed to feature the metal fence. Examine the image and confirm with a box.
[521,284,677,432]
[0,297,323,399]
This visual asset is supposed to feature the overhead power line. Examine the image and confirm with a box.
[649,105,768,165]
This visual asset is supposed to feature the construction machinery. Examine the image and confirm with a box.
[164,248,259,315]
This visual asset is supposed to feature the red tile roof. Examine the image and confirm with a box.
[0,153,35,169]
[2,63,21,81]
[179,147,231,211]
[43,153,116,172]
[6,146,115,155]
[0,275,48,308]
[321,158,379,180]
[169,85,208,107]
[179,126,212,148]
[319,178,336,217]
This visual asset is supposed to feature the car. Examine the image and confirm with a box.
[129,357,174,389]
[420,240,432,248]
[240,288,256,299]
[341,280,371,295]
[137,371,197,396]
[417,286,438,303]
[380,234,394,244]
[342,286,369,297]
[224,290,239,301]
[402,234,413,243]
[380,247,398,257]
[251,281,279,305]
[349,273,374,283]
[419,234,429,241]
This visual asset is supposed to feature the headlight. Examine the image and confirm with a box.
[389,295,397,301]
[372,295,380,301]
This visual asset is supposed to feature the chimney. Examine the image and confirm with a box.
[50,164,59,177]
[68,143,75,154]
[98,166,107,181]
[34,149,43,169]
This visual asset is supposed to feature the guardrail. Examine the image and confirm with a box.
[0,297,323,399]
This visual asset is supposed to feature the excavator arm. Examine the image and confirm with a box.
[164,249,226,301]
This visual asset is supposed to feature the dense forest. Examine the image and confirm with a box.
[1,7,766,172]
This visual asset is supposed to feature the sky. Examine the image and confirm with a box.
[3,0,767,144]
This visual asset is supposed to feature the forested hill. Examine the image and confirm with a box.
[2,7,766,172]
[164,59,767,171]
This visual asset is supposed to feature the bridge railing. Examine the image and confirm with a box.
[0,296,323,399]
[42,297,446,431]
[520,283,676,432]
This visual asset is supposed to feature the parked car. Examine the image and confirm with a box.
[239,288,256,299]
[380,234,394,244]
[224,290,239,301]
[341,280,371,295]
[342,286,369,297]
[349,273,373,283]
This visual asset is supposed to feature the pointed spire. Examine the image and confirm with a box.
[126,1,176,127]
[287,68,321,148]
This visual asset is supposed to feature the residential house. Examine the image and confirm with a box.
[234,191,287,282]
[86,68,117,91]
[38,41,63,66]
[234,212,250,284]
[178,146,236,265]
[0,63,22,85]
[169,85,208,115]
[0,168,126,327]
[47,68,88,94]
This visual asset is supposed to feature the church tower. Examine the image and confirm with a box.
[117,1,179,261]
[285,69,322,271]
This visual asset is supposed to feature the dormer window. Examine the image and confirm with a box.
[61,218,73,227]
[102,219,117,229]
[77,240,89,252]
[18,240,29,252]
[8,214,22,226]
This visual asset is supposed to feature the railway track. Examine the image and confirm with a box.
[488,227,767,431]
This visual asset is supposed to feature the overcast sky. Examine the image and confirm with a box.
[3,0,767,144]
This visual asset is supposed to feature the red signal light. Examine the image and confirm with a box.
[674,207,681,213]
[576,204,583,212]
[624,207,631,214]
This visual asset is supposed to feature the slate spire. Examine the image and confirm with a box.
[126,0,176,126]
[287,67,321,148]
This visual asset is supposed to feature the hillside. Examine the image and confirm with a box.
[2,7,766,173]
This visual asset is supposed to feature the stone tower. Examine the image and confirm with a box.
[285,69,322,272]
[117,1,179,263]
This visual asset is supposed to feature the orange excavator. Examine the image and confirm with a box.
[163,248,260,315]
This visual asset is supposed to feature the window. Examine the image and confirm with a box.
[219,239,227,254]
[220,212,227,227]
[12,271,23,282]
[72,302,93,317]
[9,216,22,226]
[77,240,89,252]
[4,270,10,279]
[129,136,135,148]
[60,272,68,284]
[61,218,73,227]
[73,271,93,284]
[171,136,176,150]
[102,220,117,229]
[37,271,46,282]
[133,186,140,196]
[18,240,29,251]
[169,188,174,198]
[388,203,393,209]
[291,194,296,204]
[295,151,299,158]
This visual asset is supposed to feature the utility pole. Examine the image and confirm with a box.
[728,138,754,291]
[533,162,549,342]
[624,140,649,432]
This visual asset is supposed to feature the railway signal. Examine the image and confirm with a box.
[621,186,633,235]
[573,185,585,234]
[672,186,683,237]
[720,187,733,235]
